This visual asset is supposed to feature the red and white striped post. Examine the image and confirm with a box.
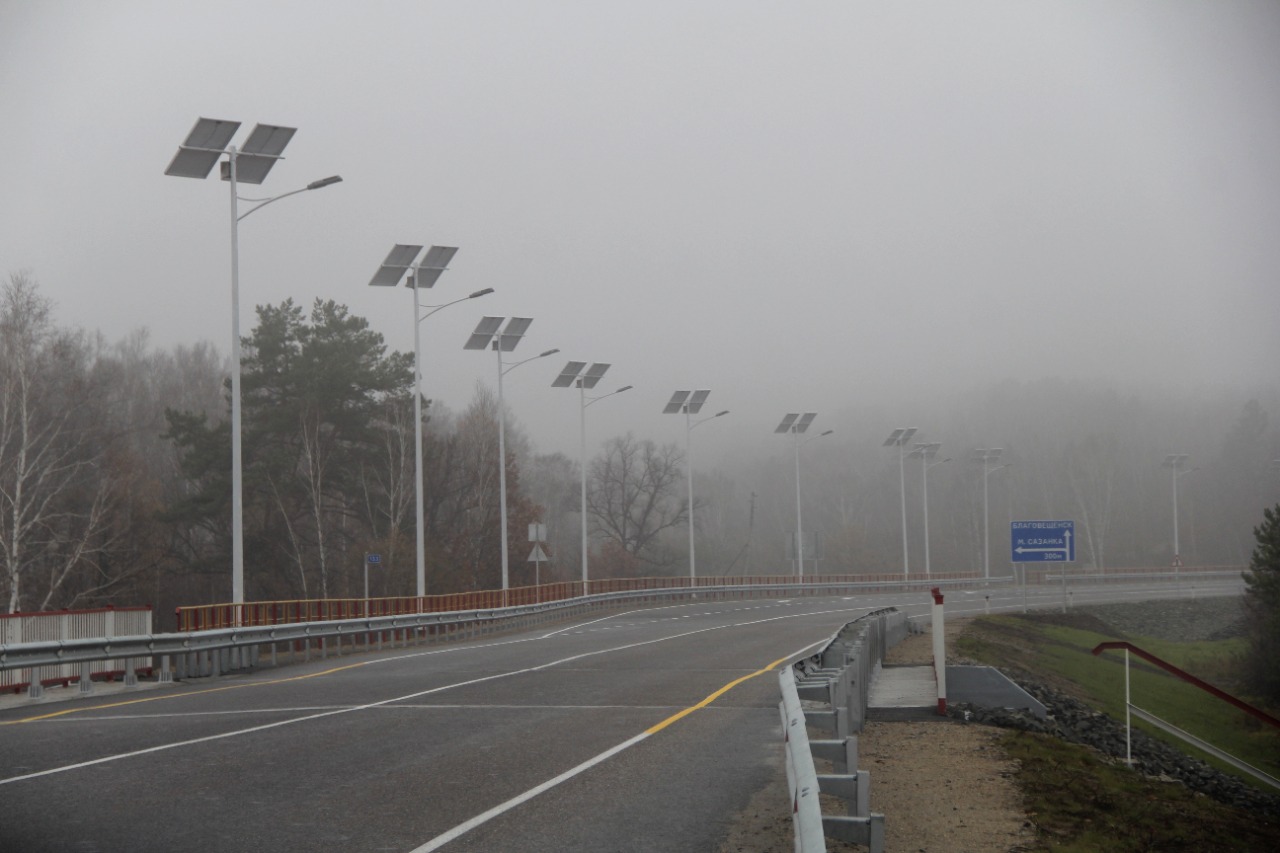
[931,587,947,715]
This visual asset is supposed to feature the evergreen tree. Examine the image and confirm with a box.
[1242,504,1280,703]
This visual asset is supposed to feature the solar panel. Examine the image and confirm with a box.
[663,391,690,414]
[231,123,296,184]
[411,246,458,289]
[498,317,533,352]
[686,390,711,415]
[165,117,240,179]
[774,413,799,434]
[794,413,817,434]
[552,361,587,388]
[581,363,610,389]
[368,244,422,287]
[464,316,505,350]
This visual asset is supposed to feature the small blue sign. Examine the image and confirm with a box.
[366,553,382,564]
[1010,520,1075,563]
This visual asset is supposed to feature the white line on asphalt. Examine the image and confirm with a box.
[0,604,869,786]
[407,636,829,853]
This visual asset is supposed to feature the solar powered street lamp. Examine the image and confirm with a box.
[1162,454,1197,580]
[368,244,490,598]
[166,117,341,606]
[465,318,556,598]
[908,442,948,578]
[884,428,919,579]
[970,449,1008,581]
[663,391,728,585]
[775,414,830,578]
[554,361,631,596]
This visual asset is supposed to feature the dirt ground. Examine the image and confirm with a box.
[718,620,1035,852]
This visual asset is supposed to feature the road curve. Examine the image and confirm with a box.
[0,580,1241,852]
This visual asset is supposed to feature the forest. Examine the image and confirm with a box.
[3,271,1278,622]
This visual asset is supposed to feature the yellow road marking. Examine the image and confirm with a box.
[2,660,373,725]
[644,653,791,735]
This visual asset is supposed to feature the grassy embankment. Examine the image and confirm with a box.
[956,612,1280,851]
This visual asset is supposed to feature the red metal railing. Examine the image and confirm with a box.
[173,564,1244,632]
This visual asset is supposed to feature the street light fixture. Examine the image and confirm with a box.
[1162,454,1197,579]
[908,442,947,578]
[166,117,341,606]
[663,391,728,585]
[970,448,1008,581]
[368,244,490,598]
[554,361,631,596]
[884,428,919,579]
[775,414,830,578]
[465,318,556,598]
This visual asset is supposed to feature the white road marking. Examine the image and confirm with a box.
[0,603,869,786]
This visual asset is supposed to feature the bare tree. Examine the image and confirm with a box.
[0,273,119,612]
[588,433,688,571]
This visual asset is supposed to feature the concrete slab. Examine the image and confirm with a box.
[865,664,1045,722]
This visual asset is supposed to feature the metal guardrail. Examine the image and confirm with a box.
[2,579,953,698]
[778,609,904,852]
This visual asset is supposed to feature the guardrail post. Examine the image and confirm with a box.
[78,662,93,695]
[28,679,44,700]
[125,658,138,688]
[159,655,173,683]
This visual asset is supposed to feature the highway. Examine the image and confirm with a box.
[0,579,1243,853]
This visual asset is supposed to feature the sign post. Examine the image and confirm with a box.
[364,552,381,604]
[1010,520,1074,612]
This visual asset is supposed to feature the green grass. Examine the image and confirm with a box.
[1003,730,1279,852]
[957,614,1280,782]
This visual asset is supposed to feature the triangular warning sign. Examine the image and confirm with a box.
[527,543,549,562]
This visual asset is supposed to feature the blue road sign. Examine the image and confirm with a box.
[366,553,382,564]
[1010,520,1075,562]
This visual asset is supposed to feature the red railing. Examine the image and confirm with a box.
[173,564,1244,632]
[173,571,987,631]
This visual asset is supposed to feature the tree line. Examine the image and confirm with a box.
[4,271,1279,623]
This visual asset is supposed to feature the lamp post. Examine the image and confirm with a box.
[368,245,491,598]
[464,319,555,599]
[971,448,1008,581]
[775,414,830,578]
[553,362,630,597]
[663,391,728,585]
[166,117,341,606]
[884,428,919,579]
[1162,454,1196,580]
[909,442,947,578]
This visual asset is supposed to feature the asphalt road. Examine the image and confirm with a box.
[0,580,1243,853]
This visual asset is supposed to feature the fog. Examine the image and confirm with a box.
[3,0,1279,464]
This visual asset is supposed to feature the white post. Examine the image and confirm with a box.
[496,344,510,600]
[898,440,909,579]
[227,147,245,609]
[793,430,804,578]
[685,408,696,584]
[1124,648,1132,765]
[412,274,425,600]
[921,455,931,578]
[579,381,589,597]
[982,458,991,582]
[1172,465,1181,587]
[931,588,947,715]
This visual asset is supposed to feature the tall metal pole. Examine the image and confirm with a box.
[579,381,589,597]
[921,456,932,578]
[411,274,425,598]
[495,343,510,598]
[685,409,696,583]
[982,457,991,582]
[794,430,804,578]
[1171,464,1180,565]
[227,147,245,607]
[898,440,909,580]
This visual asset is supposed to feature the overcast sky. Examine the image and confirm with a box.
[3,0,1278,461]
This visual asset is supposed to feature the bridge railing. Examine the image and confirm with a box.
[173,566,1243,631]
[0,606,152,696]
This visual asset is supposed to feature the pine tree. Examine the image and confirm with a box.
[1242,504,1280,703]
